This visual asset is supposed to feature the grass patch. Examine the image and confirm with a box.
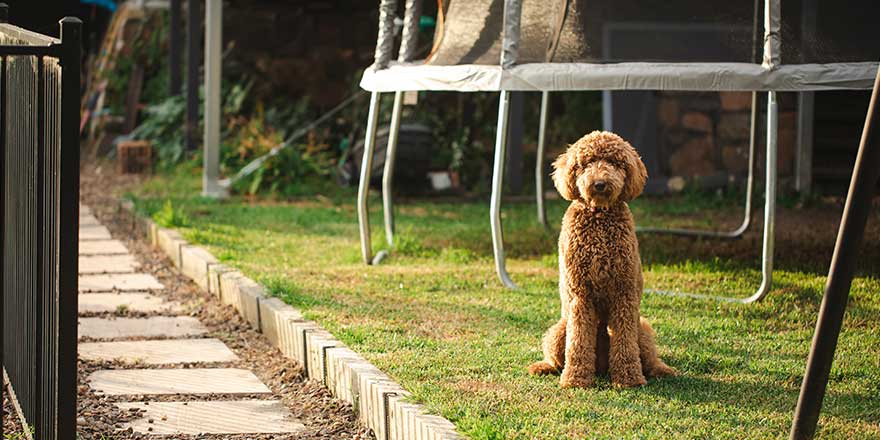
[129,171,880,439]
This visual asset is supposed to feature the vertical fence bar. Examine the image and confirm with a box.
[35,53,46,440]
[169,0,182,96]
[0,3,7,395]
[185,0,200,151]
[57,17,81,440]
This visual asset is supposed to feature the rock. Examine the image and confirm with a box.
[657,97,680,127]
[667,176,687,192]
[722,144,750,173]
[720,92,753,111]
[669,137,716,176]
[682,112,713,133]
[718,113,751,141]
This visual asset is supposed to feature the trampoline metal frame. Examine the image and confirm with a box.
[358,0,803,303]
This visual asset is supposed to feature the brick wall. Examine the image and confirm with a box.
[656,91,798,185]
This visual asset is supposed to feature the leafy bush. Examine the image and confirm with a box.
[152,200,189,227]
[130,95,187,167]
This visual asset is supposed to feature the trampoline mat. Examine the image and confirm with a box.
[426,0,880,65]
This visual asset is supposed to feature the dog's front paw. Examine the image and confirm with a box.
[611,370,647,388]
[560,369,594,389]
[645,361,676,378]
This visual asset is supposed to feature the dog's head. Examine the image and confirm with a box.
[551,131,647,208]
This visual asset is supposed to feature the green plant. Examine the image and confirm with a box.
[130,95,187,166]
[152,200,190,227]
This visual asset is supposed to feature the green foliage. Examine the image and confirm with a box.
[102,11,169,115]
[130,95,187,167]
[152,200,189,227]
[3,425,34,440]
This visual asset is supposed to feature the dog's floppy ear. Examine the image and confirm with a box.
[552,149,579,201]
[621,142,648,201]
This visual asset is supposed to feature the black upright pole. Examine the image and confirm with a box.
[185,0,200,151]
[789,66,880,440]
[0,3,7,405]
[169,0,182,96]
[58,16,82,440]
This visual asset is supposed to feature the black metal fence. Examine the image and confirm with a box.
[0,4,80,439]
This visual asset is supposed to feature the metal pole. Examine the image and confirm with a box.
[637,92,757,238]
[500,0,523,68]
[379,0,420,253]
[536,90,549,228]
[789,67,880,440]
[491,91,517,289]
[646,91,776,303]
[185,0,200,152]
[58,16,82,440]
[169,0,182,96]
[202,0,224,197]
[358,92,382,265]
[382,91,403,248]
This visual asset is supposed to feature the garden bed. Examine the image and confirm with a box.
[125,168,880,439]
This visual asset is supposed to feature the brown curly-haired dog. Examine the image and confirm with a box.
[528,131,675,388]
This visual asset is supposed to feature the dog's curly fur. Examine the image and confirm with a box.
[528,131,675,388]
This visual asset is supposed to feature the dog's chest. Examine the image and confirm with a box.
[562,205,636,295]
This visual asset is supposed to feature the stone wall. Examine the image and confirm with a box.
[656,91,798,187]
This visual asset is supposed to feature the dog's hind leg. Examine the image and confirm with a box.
[638,317,676,378]
[528,318,567,375]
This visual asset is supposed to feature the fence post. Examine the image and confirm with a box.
[202,0,224,197]
[185,0,200,151]
[58,16,82,440]
[0,2,7,398]
[169,0,182,95]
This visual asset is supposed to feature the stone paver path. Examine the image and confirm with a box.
[79,339,237,364]
[78,206,304,436]
[79,293,181,314]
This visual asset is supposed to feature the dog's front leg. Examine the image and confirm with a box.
[607,304,646,388]
[559,296,597,388]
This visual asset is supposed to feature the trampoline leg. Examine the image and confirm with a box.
[382,91,404,248]
[536,91,549,229]
[491,91,518,289]
[358,91,383,265]
[647,91,777,303]
[637,91,759,238]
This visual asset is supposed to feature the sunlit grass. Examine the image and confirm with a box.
[130,170,880,439]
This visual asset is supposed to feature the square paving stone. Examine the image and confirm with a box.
[78,316,207,340]
[79,240,129,256]
[78,293,181,314]
[79,273,164,292]
[78,255,140,274]
[80,225,113,240]
[88,368,270,395]
[80,215,100,226]
[79,338,237,364]
[116,401,305,435]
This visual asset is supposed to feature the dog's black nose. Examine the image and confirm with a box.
[593,181,607,192]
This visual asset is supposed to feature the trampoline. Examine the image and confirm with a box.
[356,0,879,300]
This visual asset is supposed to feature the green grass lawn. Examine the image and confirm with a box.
[129,170,880,439]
